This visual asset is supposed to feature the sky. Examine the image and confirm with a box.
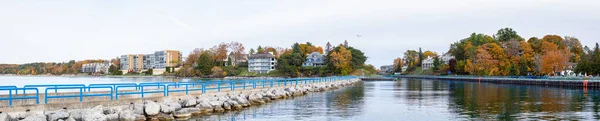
[1,0,599,68]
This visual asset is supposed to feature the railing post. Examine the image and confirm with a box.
[164,85,168,96]
[79,88,83,103]
[55,86,58,93]
[218,83,221,92]
[141,86,145,98]
[35,89,39,104]
[202,84,206,93]
[8,90,12,106]
[185,85,189,95]
[45,89,48,104]
[116,87,119,100]
[231,82,235,91]
[110,87,113,100]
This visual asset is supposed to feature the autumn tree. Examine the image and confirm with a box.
[423,51,437,59]
[210,43,228,66]
[329,45,353,75]
[539,41,570,75]
[227,41,246,65]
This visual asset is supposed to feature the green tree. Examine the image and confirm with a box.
[257,46,264,54]
[146,69,153,75]
[249,48,255,54]
[432,56,440,71]
[494,28,522,42]
[196,52,214,76]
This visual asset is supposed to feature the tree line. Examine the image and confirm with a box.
[172,40,373,77]
[0,59,116,75]
[396,28,598,76]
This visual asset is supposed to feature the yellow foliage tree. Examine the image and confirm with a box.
[330,46,353,75]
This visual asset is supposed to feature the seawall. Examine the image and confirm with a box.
[397,75,600,88]
[0,79,361,121]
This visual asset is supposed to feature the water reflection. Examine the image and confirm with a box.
[175,78,600,120]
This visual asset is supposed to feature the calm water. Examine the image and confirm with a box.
[190,78,600,121]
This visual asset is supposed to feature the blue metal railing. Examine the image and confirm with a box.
[24,84,86,94]
[44,86,113,104]
[0,76,357,106]
[0,88,39,106]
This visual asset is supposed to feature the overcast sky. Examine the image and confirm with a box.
[1,0,599,68]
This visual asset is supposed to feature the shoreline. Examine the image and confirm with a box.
[396,75,600,87]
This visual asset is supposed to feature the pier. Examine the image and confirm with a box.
[396,75,600,88]
[0,76,360,121]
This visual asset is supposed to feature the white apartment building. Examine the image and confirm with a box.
[82,62,111,74]
[248,53,277,74]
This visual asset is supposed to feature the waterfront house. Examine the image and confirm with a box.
[302,52,325,67]
[440,53,455,65]
[422,56,434,70]
[380,65,394,73]
[248,53,277,74]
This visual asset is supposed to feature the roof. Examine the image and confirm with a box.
[306,52,324,59]
[248,53,275,59]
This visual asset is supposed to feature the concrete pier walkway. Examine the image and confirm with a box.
[0,77,360,121]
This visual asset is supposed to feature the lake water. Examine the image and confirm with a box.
[190,78,600,121]
[3,76,600,120]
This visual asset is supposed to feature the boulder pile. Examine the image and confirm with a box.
[2,79,360,121]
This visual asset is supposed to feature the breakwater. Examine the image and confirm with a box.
[397,75,600,88]
[0,78,360,121]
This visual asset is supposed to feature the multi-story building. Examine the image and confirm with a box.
[302,52,325,67]
[120,50,182,74]
[82,62,111,74]
[248,53,277,74]
[380,65,394,73]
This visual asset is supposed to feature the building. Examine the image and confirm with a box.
[120,50,182,74]
[81,62,111,74]
[303,52,325,67]
[380,65,394,73]
[248,53,277,74]
[224,53,248,67]
[422,56,434,70]
[440,53,455,65]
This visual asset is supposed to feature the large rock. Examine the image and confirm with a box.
[222,101,232,110]
[225,100,242,110]
[0,112,11,121]
[195,101,213,113]
[20,113,46,121]
[231,96,250,107]
[128,103,145,115]
[105,114,119,121]
[156,113,174,121]
[45,109,69,121]
[117,110,136,121]
[172,109,192,118]
[209,101,225,112]
[178,98,197,107]
[144,101,160,116]
[160,102,181,114]
[83,105,107,121]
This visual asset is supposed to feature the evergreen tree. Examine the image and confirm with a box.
[249,48,255,54]
[418,47,423,67]
[196,52,214,76]
[257,46,264,54]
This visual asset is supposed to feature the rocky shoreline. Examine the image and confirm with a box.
[0,79,360,121]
